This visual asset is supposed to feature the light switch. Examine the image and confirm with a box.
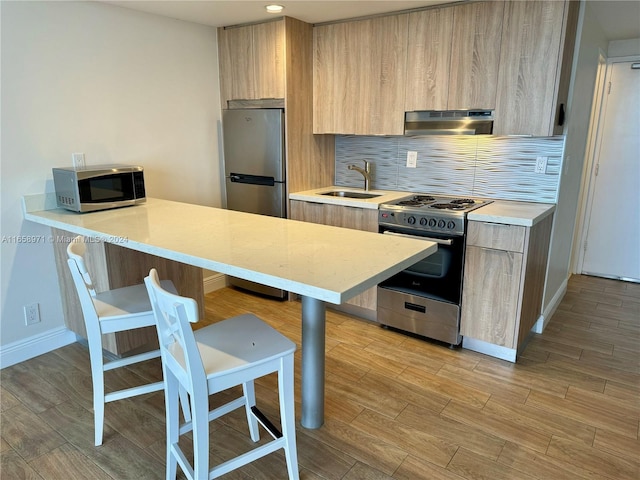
[406,151,418,168]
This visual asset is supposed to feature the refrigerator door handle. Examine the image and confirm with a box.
[228,173,277,186]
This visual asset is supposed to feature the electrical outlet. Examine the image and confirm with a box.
[24,303,41,325]
[535,156,548,174]
[406,151,418,168]
[72,152,85,169]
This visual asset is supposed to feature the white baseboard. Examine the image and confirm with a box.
[533,278,568,334]
[1,274,227,369]
[0,327,78,369]
[203,273,227,294]
[462,336,517,363]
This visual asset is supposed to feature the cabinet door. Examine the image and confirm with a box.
[323,204,378,232]
[313,21,357,133]
[253,20,285,99]
[460,246,522,349]
[493,1,567,136]
[405,7,453,112]
[448,1,504,110]
[289,200,324,224]
[218,25,255,105]
[314,15,408,135]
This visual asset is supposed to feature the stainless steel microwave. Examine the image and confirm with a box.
[52,165,146,213]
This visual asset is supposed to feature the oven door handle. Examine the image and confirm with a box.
[382,231,453,246]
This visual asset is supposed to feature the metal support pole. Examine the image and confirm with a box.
[300,295,326,429]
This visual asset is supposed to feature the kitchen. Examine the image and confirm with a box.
[2,1,639,479]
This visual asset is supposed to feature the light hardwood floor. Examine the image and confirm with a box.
[2,274,638,479]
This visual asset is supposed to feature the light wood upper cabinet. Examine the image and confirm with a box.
[218,20,285,105]
[313,14,408,135]
[494,0,579,136]
[404,7,453,112]
[253,20,285,99]
[448,1,504,110]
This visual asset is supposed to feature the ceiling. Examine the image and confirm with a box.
[105,0,640,41]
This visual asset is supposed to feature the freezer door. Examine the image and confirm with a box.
[225,177,286,218]
[222,109,285,181]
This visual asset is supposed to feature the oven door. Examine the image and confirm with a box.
[378,228,464,304]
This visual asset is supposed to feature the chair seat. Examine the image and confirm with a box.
[94,280,177,320]
[186,314,296,377]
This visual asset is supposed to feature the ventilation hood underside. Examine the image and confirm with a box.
[404,110,494,135]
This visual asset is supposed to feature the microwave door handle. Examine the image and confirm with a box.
[382,231,453,246]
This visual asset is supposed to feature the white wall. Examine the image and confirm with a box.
[543,1,609,310]
[1,1,222,352]
[608,38,640,57]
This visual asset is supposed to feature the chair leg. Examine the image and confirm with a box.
[242,381,260,442]
[178,387,191,423]
[191,388,211,480]
[279,354,299,480]
[88,341,106,447]
[165,373,180,480]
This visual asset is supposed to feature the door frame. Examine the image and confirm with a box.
[572,54,640,275]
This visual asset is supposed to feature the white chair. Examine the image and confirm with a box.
[144,268,299,480]
[67,235,186,446]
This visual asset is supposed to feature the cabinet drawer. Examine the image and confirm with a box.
[467,221,525,252]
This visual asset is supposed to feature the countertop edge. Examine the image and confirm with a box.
[467,201,556,227]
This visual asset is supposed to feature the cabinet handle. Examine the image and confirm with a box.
[404,302,426,314]
[558,103,565,126]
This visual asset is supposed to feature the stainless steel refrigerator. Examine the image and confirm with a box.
[222,108,287,299]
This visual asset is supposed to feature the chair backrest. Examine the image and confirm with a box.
[66,236,102,343]
[144,268,205,396]
[67,236,97,297]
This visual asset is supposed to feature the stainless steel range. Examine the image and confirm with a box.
[377,194,492,346]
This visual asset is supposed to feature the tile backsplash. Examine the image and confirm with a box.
[335,135,564,203]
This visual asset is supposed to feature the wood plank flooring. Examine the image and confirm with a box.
[1,274,638,479]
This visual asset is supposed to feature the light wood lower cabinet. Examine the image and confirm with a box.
[460,215,553,358]
[52,228,204,356]
[290,200,378,316]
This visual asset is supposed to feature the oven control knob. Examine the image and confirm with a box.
[447,221,456,230]
[419,217,427,226]
[407,216,416,225]
[437,219,446,228]
[428,218,436,227]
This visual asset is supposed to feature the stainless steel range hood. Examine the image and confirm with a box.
[404,110,494,135]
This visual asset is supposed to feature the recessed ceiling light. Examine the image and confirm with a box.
[265,4,284,14]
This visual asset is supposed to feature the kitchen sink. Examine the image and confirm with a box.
[320,191,381,199]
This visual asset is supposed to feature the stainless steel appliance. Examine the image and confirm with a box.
[404,110,494,135]
[52,165,145,213]
[377,194,492,346]
[222,108,286,299]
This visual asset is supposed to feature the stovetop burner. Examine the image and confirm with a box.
[396,195,436,207]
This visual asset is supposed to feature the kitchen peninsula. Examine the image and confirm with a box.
[22,195,437,429]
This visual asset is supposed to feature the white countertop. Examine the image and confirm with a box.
[23,195,436,305]
[290,188,556,227]
[468,200,555,227]
[289,187,409,210]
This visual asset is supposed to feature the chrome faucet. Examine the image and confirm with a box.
[348,160,372,191]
